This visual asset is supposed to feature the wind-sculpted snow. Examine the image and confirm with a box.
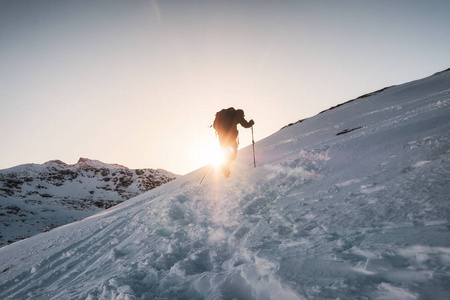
[0,69,450,299]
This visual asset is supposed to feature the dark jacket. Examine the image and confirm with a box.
[215,108,254,146]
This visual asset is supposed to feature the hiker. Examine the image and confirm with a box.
[213,107,254,176]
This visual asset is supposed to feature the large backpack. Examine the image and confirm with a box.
[213,107,236,134]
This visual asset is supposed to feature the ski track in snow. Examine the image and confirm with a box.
[1,70,450,299]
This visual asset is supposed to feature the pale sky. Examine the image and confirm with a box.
[1,0,449,175]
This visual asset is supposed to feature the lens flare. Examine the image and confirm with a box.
[203,144,227,167]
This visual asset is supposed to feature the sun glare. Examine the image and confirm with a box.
[204,144,226,167]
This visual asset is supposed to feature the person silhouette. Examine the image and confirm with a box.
[213,107,254,176]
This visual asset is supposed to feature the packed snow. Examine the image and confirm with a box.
[0,69,449,299]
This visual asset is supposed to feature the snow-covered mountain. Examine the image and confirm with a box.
[1,69,449,299]
[0,158,178,247]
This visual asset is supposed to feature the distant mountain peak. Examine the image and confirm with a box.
[74,157,128,170]
[41,158,129,170]
[44,160,68,166]
[0,158,178,247]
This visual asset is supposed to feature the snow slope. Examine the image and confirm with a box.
[0,69,449,299]
[0,158,177,247]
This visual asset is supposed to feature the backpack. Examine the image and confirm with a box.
[213,107,236,134]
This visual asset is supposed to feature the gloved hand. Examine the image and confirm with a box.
[249,119,255,126]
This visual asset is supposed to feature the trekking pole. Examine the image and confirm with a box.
[251,126,256,168]
[199,165,211,185]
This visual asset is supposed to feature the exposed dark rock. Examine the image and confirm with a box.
[280,119,306,130]
[336,127,363,136]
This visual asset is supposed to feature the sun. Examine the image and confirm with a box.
[203,144,226,167]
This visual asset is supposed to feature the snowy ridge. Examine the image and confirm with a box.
[72,158,128,170]
[0,69,449,299]
[0,158,178,247]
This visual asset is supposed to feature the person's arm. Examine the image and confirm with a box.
[238,117,255,128]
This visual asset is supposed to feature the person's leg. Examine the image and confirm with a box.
[221,140,238,177]
[230,141,238,162]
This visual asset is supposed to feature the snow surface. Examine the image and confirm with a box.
[0,70,449,299]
